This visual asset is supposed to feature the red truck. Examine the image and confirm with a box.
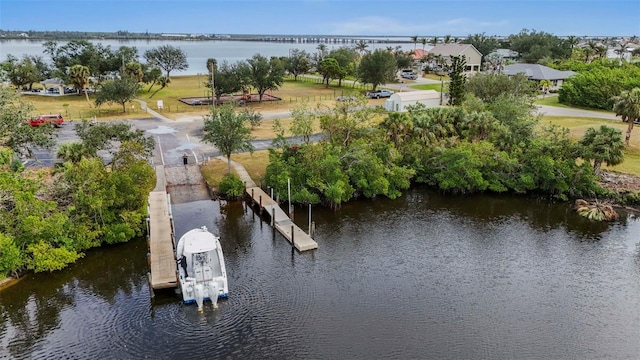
[29,114,64,128]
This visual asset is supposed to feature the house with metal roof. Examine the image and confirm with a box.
[428,44,483,73]
[502,64,575,89]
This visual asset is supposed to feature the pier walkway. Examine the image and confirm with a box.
[246,186,318,252]
[147,166,178,290]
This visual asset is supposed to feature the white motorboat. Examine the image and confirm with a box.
[176,226,228,310]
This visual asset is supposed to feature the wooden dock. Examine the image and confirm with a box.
[147,190,178,289]
[246,187,318,251]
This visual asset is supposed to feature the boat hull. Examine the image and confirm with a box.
[176,227,228,309]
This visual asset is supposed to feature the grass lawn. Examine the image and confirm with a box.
[535,95,615,114]
[200,150,270,188]
[541,116,640,176]
[410,83,444,92]
[22,75,374,121]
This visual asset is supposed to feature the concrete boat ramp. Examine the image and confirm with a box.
[147,163,317,292]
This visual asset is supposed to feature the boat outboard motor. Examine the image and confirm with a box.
[194,283,205,311]
[207,281,220,309]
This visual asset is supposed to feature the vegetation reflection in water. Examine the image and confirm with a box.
[1,189,639,359]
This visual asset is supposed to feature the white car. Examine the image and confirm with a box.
[401,72,418,80]
[366,89,394,99]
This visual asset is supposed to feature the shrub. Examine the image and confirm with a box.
[218,173,245,199]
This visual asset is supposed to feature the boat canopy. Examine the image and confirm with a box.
[179,227,219,255]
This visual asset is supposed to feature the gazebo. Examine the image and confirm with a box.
[40,78,65,95]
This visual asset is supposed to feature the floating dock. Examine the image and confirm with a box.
[246,187,318,251]
[147,167,178,290]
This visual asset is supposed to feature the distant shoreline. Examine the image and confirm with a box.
[0,30,416,43]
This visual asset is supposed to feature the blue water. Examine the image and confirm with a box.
[0,38,423,76]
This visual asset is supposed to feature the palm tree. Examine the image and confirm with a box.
[380,112,413,146]
[57,142,88,163]
[595,45,608,59]
[443,35,452,44]
[566,35,579,50]
[431,36,438,47]
[316,44,327,61]
[69,64,92,107]
[583,47,594,62]
[354,40,369,57]
[420,38,427,51]
[411,35,418,49]
[124,61,144,82]
[150,76,170,98]
[579,125,625,173]
[612,87,640,145]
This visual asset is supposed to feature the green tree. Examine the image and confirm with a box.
[95,76,140,112]
[143,66,162,92]
[354,40,369,57]
[463,33,500,61]
[539,79,552,97]
[246,54,285,102]
[465,73,536,102]
[507,29,571,63]
[290,102,317,144]
[285,49,312,80]
[319,96,375,147]
[612,87,640,145]
[580,125,625,173]
[56,142,88,163]
[448,55,467,106]
[202,103,255,173]
[0,88,56,157]
[420,38,427,51]
[559,64,640,110]
[44,40,118,80]
[143,44,188,78]
[150,76,170,98]
[1,55,40,90]
[357,49,397,91]
[0,233,22,278]
[123,61,144,82]
[379,112,413,147]
[329,47,357,87]
[69,64,92,107]
[318,57,341,88]
[74,122,154,158]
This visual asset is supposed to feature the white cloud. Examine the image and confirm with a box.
[326,16,509,36]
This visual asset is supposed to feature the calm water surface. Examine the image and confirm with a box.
[1,188,639,359]
[0,39,421,76]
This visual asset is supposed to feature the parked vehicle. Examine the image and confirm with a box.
[366,89,394,99]
[28,114,64,128]
[401,72,418,80]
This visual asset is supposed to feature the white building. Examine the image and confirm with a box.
[384,90,441,112]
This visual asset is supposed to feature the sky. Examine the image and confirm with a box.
[0,0,638,37]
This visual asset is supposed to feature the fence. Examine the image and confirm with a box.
[287,74,371,90]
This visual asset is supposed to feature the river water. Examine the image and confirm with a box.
[0,39,421,76]
[1,188,639,359]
